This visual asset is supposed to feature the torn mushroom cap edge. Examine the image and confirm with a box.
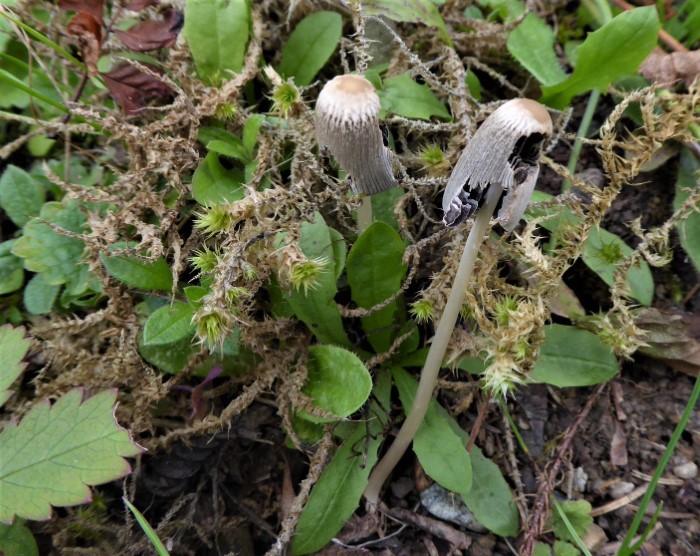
[315,74,396,195]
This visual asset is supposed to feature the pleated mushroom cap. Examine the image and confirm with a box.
[315,75,396,195]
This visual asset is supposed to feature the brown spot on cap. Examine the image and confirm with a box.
[493,98,553,136]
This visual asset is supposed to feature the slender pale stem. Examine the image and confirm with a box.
[357,195,373,234]
[364,184,503,505]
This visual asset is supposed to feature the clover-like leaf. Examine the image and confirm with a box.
[0,389,143,522]
[378,73,451,120]
[0,325,30,407]
[0,165,45,228]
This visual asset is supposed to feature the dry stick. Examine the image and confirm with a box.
[520,382,607,556]
[364,183,504,505]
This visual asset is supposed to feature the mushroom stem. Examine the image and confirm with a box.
[364,183,503,506]
[357,195,373,233]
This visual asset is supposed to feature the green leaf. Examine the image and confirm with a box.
[0,521,39,556]
[302,345,373,421]
[393,367,472,494]
[0,240,24,295]
[361,0,452,46]
[674,149,700,272]
[552,499,593,543]
[553,541,580,556]
[191,152,245,206]
[534,542,552,556]
[11,201,94,291]
[541,7,660,109]
[581,226,654,306]
[143,302,196,346]
[278,11,343,87]
[184,0,251,84]
[0,389,143,522]
[347,221,406,353]
[328,227,347,280]
[139,336,197,374]
[530,324,618,387]
[206,139,251,163]
[0,325,30,407]
[0,164,45,227]
[461,446,520,536]
[292,370,391,555]
[23,273,60,315]
[101,249,173,292]
[507,14,567,86]
[378,73,451,120]
[123,498,170,556]
[370,187,403,231]
[284,213,352,348]
[242,114,265,153]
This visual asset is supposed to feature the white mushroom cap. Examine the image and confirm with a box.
[315,74,396,195]
[442,98,553,229]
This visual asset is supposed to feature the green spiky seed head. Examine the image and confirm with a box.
[419,143,446,168]
[215,103,237,121]
[596,240,624,265]
[194,309,232,347]
[494,296,519,326]
[271,81,300,118]
[190,246,220,273]
[226,287,250,305]
[481,356,526,399]
[194,206,232,235]
[290,258,327,294]
[410,299,435,324]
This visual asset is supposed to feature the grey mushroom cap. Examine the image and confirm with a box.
[315,74,396,195]
[442,98,553,230]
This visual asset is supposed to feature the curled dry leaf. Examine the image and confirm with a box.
[58,0,104,22]
[640,48,700,87]
[65,11,103,76]
[635,307,700,376]
[114,10,183,52]
[101,62,172,115]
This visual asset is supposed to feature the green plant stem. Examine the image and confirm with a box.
[499,398,529,456]
[563,90,600,191]
[364,184,503,506]
[357,195,373,234]
[617,373,700,556]
[123,497,170,556]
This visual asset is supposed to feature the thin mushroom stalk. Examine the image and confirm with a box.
[364,98,553,506]
[315,74,396,231]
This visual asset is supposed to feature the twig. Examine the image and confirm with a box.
[520,382,607,556]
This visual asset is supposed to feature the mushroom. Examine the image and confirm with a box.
[442,98,553,231]
[315,75,396,230]
[365,98,552,506]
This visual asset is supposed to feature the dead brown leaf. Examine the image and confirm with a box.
[58,0,104,21]
[640,48,700,87]
[610,419,628,466]
[114,10,183,52]
[635,308,700,377]
[101,62,173,114]
[66,12,103,76]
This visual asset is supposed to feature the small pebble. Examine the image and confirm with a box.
[572,467,588,493]
[673,461,698,480]
[420,483,486,533]
[610,481,635,499]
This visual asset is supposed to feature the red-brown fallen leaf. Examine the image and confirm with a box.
[58,0,104,22]
[125,0,159,10]
[101,62,172,115]
[66,12,103,76]
[114,10,183,52]
[640,48,700,87]
[636,307,700,377]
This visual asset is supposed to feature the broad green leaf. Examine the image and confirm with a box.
[23,273,60,315]
[278,11,343,87]
[581,226,654,306]
[11,201,96,293]
[461,446,519,536]
[534,543,552,556]
[191,152,245,206]
[393,367,472,494]
[378,73,451,120]
[139,336,197,374]
[371,187,403,231]
[0,521,39,556]
[328,227,346,280]
[347,221,406,353]
[302,345,372,421]
[541,7,660,109]
[0,389,142,522]
[0,164,45,227]
[101,248,173,292]
[361,0,452,45]
[553,541,580,556]
[206,139,251,163]
[0,325,30,407]
[143,302,195,346]
[478,0,524,22]
[284,213,352,348]
[0,240,24,295]
[507,14,567,86]
[552,499,593,543]
[184,0,251,84]
[292,371,391,555]
[674,149,700,272]
[530,324,618,387]
[242,114,265,153]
